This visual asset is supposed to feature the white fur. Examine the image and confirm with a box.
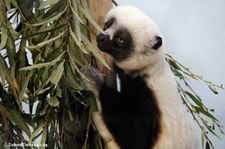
[89,5,198,149]
[146,60,198,149]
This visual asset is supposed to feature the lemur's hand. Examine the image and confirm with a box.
[81,66,106,95]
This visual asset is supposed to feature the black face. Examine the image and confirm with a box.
[96,28,133,61]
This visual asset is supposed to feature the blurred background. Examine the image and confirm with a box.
[118,0,225,148]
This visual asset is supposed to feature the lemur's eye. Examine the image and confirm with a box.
[116,37,124,44]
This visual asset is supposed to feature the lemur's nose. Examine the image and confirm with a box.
[96,33,110,43]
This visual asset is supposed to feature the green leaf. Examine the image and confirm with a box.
[56,87,62,98]
[40,125,47,149]
[90,96,99,112]
[0,26,8,50]
[20,52,64,71]
[67,38,87,66]
[0,57,22,111]
[172,69,185,79]
[27,30,66,49]
[195,106,218,121]
[185,91,203,108]
[29,123,45,143]
[94,133,103,149]
[168,59,181,70]
[24,23,66,38]
[47,60,64,86]
[18,72,33,102]
[0,103,31,137]
[69,27,87,53]
[205,141,210,149]
[206,124,220,138]
[6,23,19,39]
[79,7,103,33]
[42,0,66,18]
[0,55,6,87]
[38,0,59,9]
[70,2,84,24]
[5,32,16,67]
[48,97,60,107]
[39,105,50,116]
[29,6,66,26]
[3,0,11,10]
[208,85,219,94]
[16,0,37,23]
[202,128,205,149]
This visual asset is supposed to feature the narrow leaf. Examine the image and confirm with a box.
[3,0,11,10]
[38,0,59,9]
[18,72,33,101]
[208,85,218,94]
[202,128,205,149]
[70,3,84,24]
[29,7,66,26]
[206,124,220,138]
[0,26,8,49]
[0,103,31,136]
[195,106,218,121]
[185,91,203,108]
[79,7,103,33]
[205,141,210,149]
[0,55,6,87]
[0,56,22,111]
[90,96,99,112]
[20,52,64,71]
[40,125,47,149]
[95,133,103,149]
[14,0,36,23]
[46,60,64,86]
[168,59,181,70]
[29,123,45,143]
[28,30,66,49]
[69,27,83,51]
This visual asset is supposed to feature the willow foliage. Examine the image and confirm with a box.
[0,0,223,149]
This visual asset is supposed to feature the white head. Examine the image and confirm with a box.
[96,6,165,72]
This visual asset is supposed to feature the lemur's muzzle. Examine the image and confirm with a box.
[96,33,111,52]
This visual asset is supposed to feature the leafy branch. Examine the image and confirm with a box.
[166,54,224,149]
[0,0,105,148]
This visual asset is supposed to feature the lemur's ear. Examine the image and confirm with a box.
[152,36,162,50]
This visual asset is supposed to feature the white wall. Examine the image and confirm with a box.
[119,0,225,148]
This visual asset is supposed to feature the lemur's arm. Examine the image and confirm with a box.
[82,66,121,148]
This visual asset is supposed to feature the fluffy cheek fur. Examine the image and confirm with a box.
[115,49,163,72]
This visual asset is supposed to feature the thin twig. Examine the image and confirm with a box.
[178,86,215,149]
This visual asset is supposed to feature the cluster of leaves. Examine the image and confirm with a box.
[166,54,224,149]
[0,0,106,148]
